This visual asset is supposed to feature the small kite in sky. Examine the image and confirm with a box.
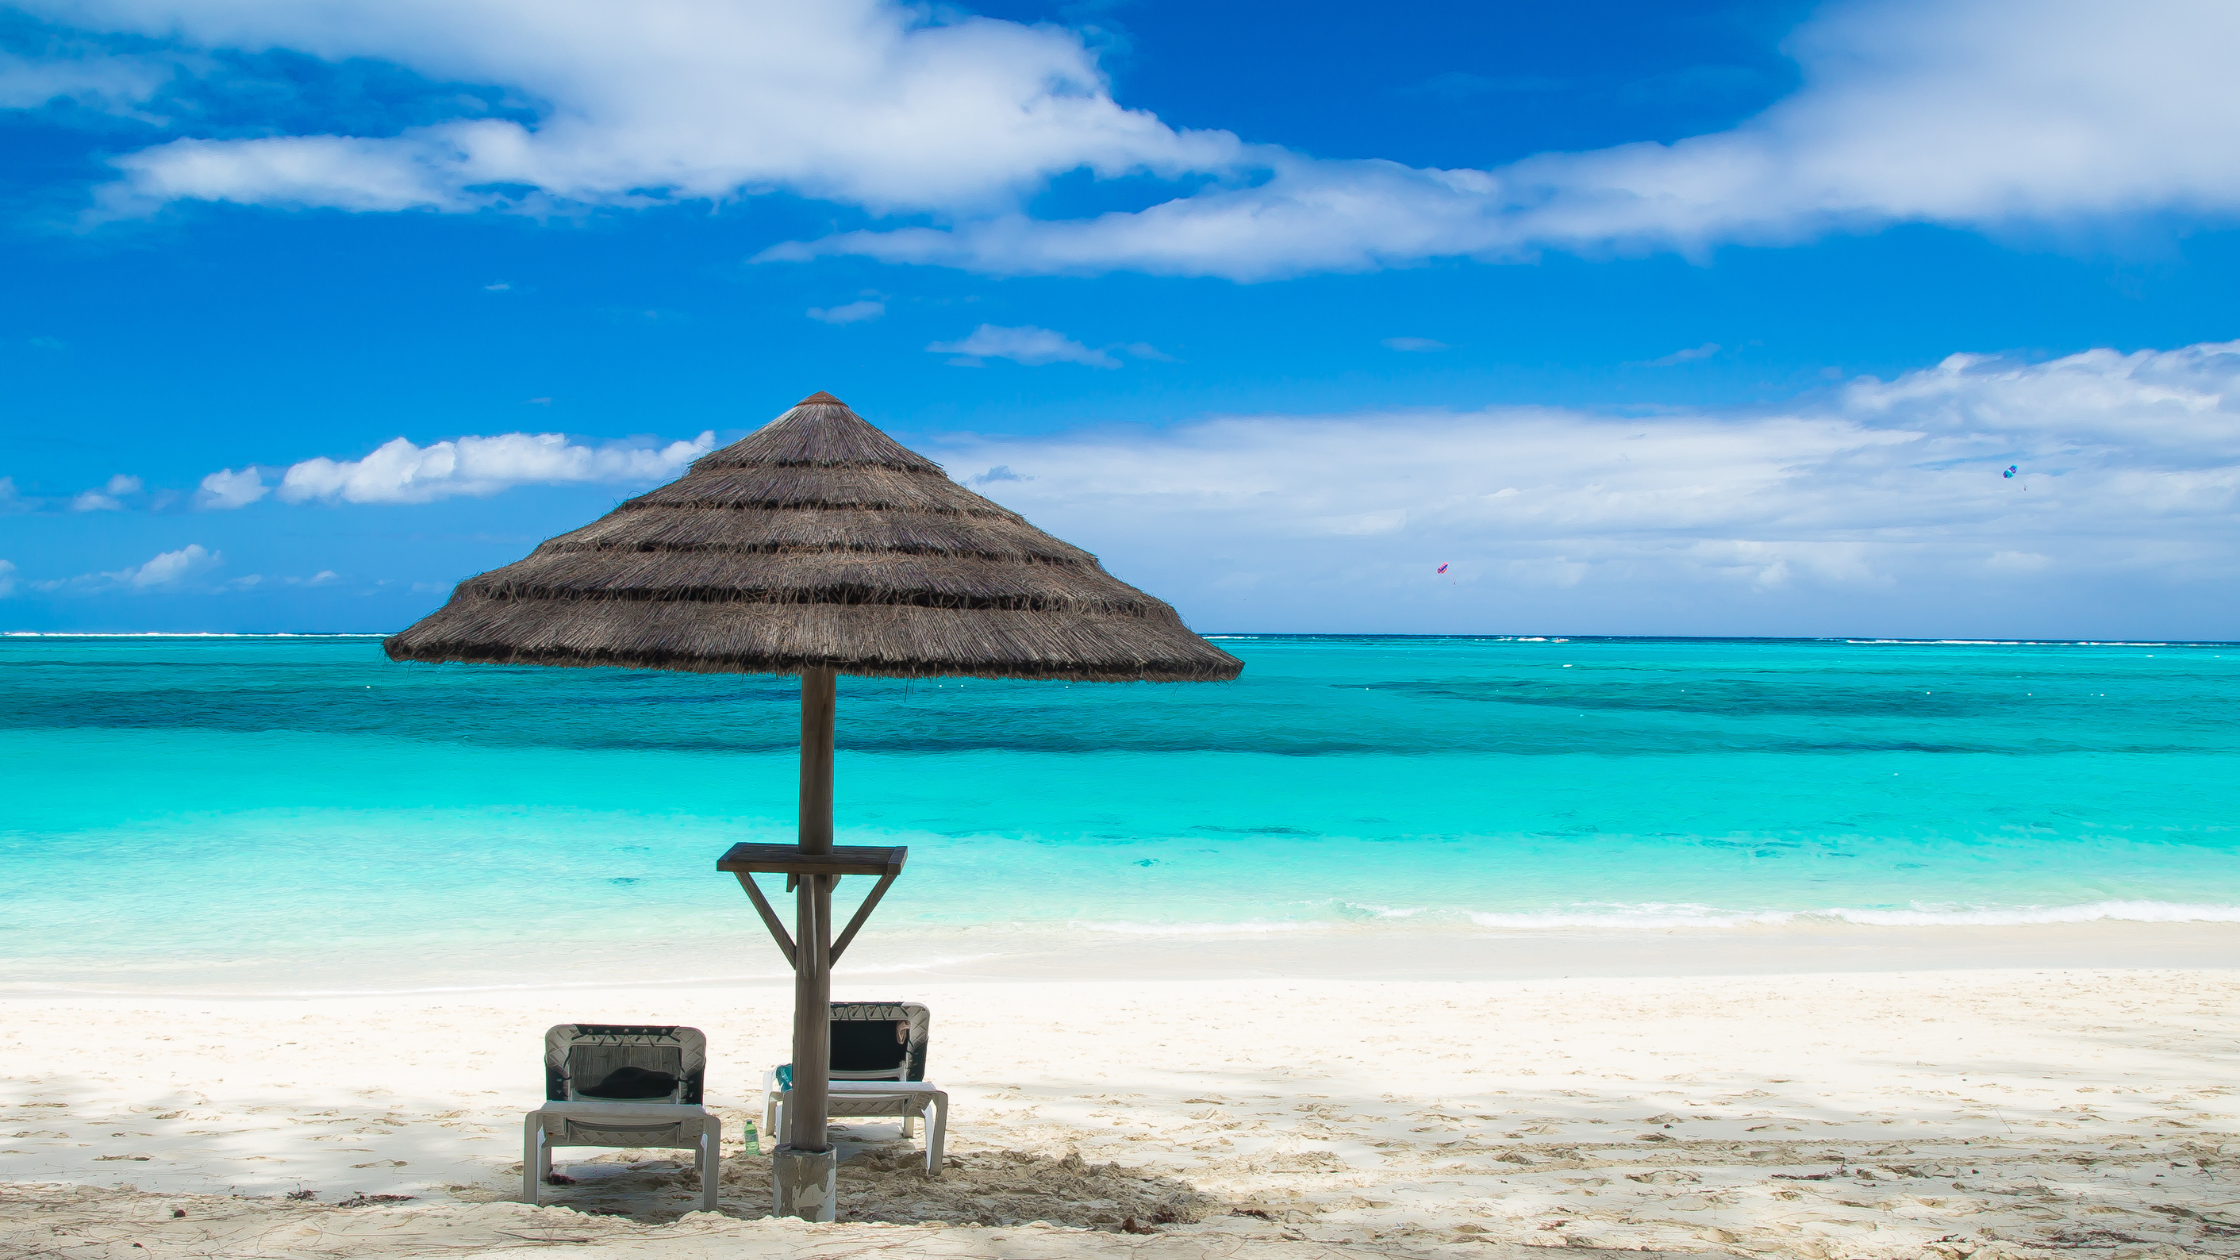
[2003,465,2018,478]
[1436,563,1449,574]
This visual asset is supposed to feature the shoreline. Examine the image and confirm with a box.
[8,918,2240,999]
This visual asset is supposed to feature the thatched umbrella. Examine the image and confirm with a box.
[385,391,1240,1217]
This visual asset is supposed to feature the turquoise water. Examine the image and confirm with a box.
[3,633,2237,992]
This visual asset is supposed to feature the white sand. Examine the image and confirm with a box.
[7,950,2240,1259]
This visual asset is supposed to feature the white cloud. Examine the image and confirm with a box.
[32,543,224,594]
[929,338,2240,635]
[927,324,1118,368]
[1644,343,1721,367]
[11,1,2239,277]
[196,466,269,509]
[770,0,2240,279]
[25,0,1240,218]
[0,48,175,116]
[128,542,219,587]
[1382,337,1448,353]
[227,568,338,589]
[274,429,715,504]
[807,300,884,324]
[14,549,352,597]
[68,477,139,511]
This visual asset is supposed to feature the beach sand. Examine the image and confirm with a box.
[6,937,2240,1259]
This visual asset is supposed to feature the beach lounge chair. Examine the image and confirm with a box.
[764,1001,947,1175]
[523,1023,721,1211]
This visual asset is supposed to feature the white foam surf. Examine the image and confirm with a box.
[1071,919,1330,936]
[1468,899,2240,930]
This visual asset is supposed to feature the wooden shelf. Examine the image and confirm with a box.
[717,843,907,878]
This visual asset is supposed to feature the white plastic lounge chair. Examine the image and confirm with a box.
[523,1023,720,1211]
[764,1001,947,1175]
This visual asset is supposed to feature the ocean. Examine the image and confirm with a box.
[3,633,2235,994]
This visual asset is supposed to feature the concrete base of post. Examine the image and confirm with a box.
[771,1145,838,1221]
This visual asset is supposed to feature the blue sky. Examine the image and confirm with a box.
[2,0,2237,637]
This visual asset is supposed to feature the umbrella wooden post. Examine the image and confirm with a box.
[792,667,836,1152]
[772,667,838,1218]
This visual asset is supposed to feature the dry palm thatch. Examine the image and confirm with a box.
[384,392,1242,682]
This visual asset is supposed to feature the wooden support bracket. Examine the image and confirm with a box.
[828,870,898,965]
[719,844,906,878]
[732,871,796,964]
[719,844,908,970]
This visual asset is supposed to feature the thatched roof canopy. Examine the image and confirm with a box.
[384,393,1242,682]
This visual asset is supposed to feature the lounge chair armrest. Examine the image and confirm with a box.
[532,1101,713,1120]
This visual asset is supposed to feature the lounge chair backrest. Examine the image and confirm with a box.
[544,1024,706,1104]
[828,1002,928,1081]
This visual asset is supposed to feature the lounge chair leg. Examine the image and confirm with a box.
[702,1117,721,1213]
[924,1091,947,1178]
[901,1108,913,1139]
[522,1116,541,1205]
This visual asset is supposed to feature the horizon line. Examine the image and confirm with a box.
[5,631,2233,648]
